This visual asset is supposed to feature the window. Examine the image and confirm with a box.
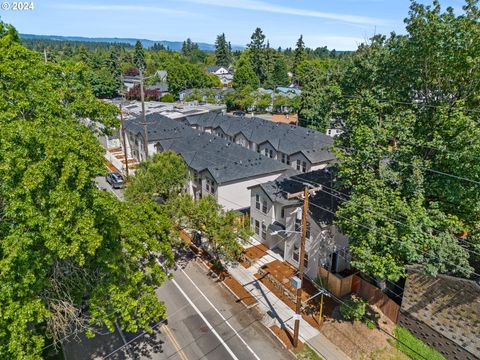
[292,243,309,268]
[293,243,299,262]
[193,171,199,183]
[294,218,311,239]
[261,222,267,241]
[255,194,261,210]
[296,160,301,171]
[281,153,289,164]
[262,200,268,214]
[302,161,307,173]
[295,217,301,232]
[269,149,274,158]
[254,220,260,235]
[206,179,215,194]
[281,207,285,218]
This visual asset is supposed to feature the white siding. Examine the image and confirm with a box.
[216,173,283,210]
[234,133,249,149]
[249,187,277,248]
[289,152,310,173]
[258,142,277,160]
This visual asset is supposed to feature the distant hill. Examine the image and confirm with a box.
[20,33,245,51]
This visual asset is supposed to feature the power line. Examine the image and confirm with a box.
[305,199,480,278]
[289,175,480,257]
[102,267,283,359]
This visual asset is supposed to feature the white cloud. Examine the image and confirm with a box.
[54,4,193,16]
[178,0,391,26]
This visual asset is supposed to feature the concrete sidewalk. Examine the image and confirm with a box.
[227,245,350,360]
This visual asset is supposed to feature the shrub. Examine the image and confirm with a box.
[340,297,367,321]
[161,94,175,102]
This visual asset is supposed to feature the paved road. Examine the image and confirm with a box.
[64,180,293,360]
[95,175,124,201]
[64,260,293,360]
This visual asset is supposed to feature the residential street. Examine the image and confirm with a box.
[63,259,294,360]
[95,175,125,201]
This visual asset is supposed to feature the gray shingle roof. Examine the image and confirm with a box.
[184,112,335,164]
[250,168,341,226]
[125,113,290,184]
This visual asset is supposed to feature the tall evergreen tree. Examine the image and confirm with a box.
[247,27,267,84]
[293,35,306,79]
[181,38,199,57]
[133,40,146,71]
[105,45,123,94]
[272,56,289,86]
[214,33,232,67]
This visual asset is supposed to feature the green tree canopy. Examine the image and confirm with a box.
[214,33,232,67]
[0,24,173,358]
[272,56,289,86]
[247,27,267,83]
[233,53,260,90]
[293,35,306,78]
[321,1,480,281]
[133,40,146,71]
[125,151,189,203]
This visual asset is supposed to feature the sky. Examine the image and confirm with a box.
[0,0,463,50]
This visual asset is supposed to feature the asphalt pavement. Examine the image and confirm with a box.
[63,180,294,360]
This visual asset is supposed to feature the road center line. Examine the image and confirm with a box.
[180,267,262,360]
[171,278,239,360]
[162,324,189,360]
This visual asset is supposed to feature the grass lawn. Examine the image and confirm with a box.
[294,344,324,360]
[392,326,446,360]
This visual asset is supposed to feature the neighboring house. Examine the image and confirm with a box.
[123,75,141,91]
[124,113,290,211]
[399,267,480,360]
[178,112,336,172]
[275,86,302,98]
[145,83,169,94]
[155,70,168,83]
[207,66,234,87]
[248,169,350,280]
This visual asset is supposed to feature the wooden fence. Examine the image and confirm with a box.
[318,267,353,298]
[351,275,400,323]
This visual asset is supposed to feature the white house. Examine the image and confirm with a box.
[248,168,350,280]
[207,66,234,87]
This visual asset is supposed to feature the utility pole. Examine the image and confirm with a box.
[139,69,149,159]
[43,48,48,62]
[293,186,310,348]
[119,102,129,177]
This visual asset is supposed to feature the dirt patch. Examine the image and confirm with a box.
[258,260,318,303]
[270,324,302,349]
[223,276,257,307]
[106,161,120,173]
[320,306,408,360]
[240,243,269,269]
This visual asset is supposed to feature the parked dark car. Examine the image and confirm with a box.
[106,172,124,189]
[233,110,246,117]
